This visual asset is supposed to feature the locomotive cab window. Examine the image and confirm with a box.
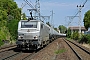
[21,21,37,28]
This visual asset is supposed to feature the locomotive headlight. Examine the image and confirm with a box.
[19,36,21,38]
[18,35,23,39]
[18,34,24,39]
[34,35,38,39]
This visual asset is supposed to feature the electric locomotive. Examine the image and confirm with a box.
[16,19,50,50]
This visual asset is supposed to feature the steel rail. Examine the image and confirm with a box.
[67,40,90,55]
[2,52,21,60]
[0,45,17,53]
[22,52,35,60]
[0,44,16,50]
[63,38,82,60]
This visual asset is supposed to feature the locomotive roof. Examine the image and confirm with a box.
[19,20,44,23]
[20,20,39,21]
[19,20,50,28]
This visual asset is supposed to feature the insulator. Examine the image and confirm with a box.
[79,5,81,7]
[77,5,78,7]
[82,5,84,7]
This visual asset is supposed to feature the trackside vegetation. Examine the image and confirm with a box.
[0,0,22,46]
[79,34,90,44]
[55,49,66,54]
[66,28,90,44]
[66,9,90,44]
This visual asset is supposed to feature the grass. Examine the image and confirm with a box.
[66,38,72,41]
[55,49,66,54]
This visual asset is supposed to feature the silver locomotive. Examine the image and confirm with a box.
[16,19,66,50]
[16,20,51,50]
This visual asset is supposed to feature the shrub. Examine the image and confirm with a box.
[79,34,90,44]
[71,31,79,40]
[0,39,4,47]
[66,28,71,38]
[87,35,90,44]
[7,19,19,40]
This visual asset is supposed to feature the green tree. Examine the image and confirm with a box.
[79,34,90,44]
[66,28,71,38]
[54,28,58,32]
[0,0,21,20]
[71,31,79,40]
[0,0,21,44]
[7,19,19,40]
[83,10,90,29]
[58,25,67,33]
[22,13,27,20]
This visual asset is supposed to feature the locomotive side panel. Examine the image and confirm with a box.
[40,23,50,46]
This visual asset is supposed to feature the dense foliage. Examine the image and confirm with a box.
[7,19,19,39]
[66,28,90,44]
[22,13,27,20]
[66,28,71,38]
[0,39,4,46]
[71,31,79,40]
[66,28,79,40]
[66,10,90,44]
[58,25,67,33]
[79,34,90,44]
[0,0,21,46]
[83,10,90,29]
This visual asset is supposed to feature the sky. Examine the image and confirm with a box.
[14,0,90,28]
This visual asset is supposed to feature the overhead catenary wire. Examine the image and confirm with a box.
[72,0,88,19]
[23,0,34,9]
[23,0,50,22]
[66,0,88,28]
[29,0,35,7]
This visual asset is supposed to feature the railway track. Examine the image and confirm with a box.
[2,52,21,60]
[21,52,36,60]
[0,44,38,60]
[0,44,17,53]
[0,39,54,60]
[63,38,90,60]
[0,44,21,60]
[1,50,35,60]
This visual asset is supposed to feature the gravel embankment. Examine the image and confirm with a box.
[31,38,77,60]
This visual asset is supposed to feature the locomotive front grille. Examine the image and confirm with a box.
[25,34,33,39]
[25,35,33,38]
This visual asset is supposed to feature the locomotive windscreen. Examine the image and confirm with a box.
[21,21,37,28]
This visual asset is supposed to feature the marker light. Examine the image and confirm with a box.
[34,35,38,39]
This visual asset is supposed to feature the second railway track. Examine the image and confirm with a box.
[63,38,90,60]
[0,44,17,53]
[1,51,35,60]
